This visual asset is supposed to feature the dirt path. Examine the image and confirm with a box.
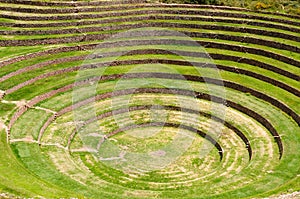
[252,191,300,199]
[33,106,57,114]
[0,119,9,142]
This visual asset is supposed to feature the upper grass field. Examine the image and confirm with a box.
[0,0,299,198]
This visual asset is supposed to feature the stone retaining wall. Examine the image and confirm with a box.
[2,15,299,34]
[2,22,299,44]
[1,9,299,27]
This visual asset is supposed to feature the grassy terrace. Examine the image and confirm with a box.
[0,0,299,198]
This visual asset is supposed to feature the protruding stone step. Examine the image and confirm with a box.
[0,90,6,100]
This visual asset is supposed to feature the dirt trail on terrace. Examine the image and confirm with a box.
[256,191,300,199]
[0,119,8,133]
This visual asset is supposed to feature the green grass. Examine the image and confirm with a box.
[10,109,52,140]
[4,58,298,116]
[1,13,298,33]
[2,19,299,41]
[1,25,299,53]
[1,6,300,22]
[0,131,75,198]
[0,2,299,198]
[159,0,300,16]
